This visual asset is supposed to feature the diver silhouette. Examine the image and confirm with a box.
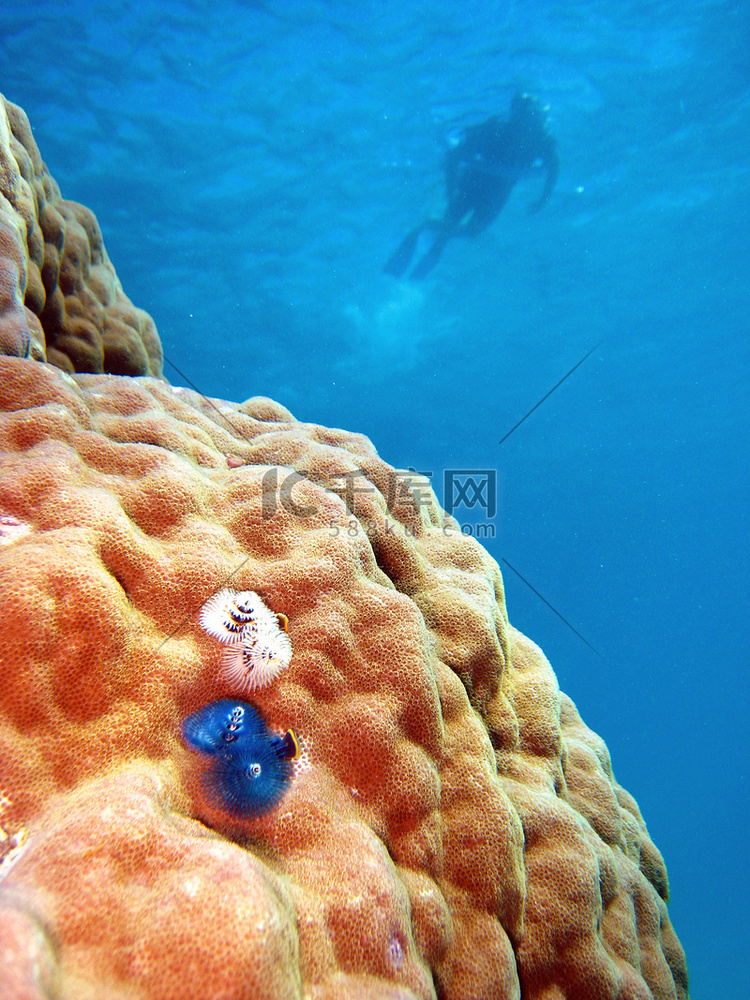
[384,93,559,280]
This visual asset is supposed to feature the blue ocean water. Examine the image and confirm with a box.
[2,1,748,994]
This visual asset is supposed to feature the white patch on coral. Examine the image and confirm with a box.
[220,627,292,691]
[199,588,293,690]
[199,588,277,644]
[0,514,31,546]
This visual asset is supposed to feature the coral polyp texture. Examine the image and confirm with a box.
[0,355,689,999]
[0,92,163,376]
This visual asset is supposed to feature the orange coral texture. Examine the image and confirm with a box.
[0,357,688,1000]
[0,93,163,377]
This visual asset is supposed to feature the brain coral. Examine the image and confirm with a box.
[0,92,163,377]
[0,355,689,999]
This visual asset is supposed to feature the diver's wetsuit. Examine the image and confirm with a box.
[385,94,559,280]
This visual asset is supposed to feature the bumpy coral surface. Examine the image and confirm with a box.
[0,93,163,377]
[0,356,688,999]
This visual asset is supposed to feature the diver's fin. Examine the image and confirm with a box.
[410,239,445,280]
[384,227,422,278]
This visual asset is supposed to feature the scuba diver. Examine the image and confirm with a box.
[384,93,559,280]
